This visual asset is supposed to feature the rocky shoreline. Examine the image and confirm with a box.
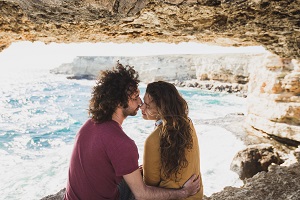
[204,156,300,200]
[43,156,300,200]
[65,74,249,98]
[199,114,300,200]
[171,79,248,98]
[41,113,300,200]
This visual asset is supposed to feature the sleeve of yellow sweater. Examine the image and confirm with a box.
[143,129,162,186]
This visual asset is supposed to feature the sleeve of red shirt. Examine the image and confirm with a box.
[108,139,139,177]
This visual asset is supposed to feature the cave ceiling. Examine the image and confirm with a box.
[0,0,299,59]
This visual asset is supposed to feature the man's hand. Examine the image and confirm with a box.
[182,174,200,197]
[138,165,143,175]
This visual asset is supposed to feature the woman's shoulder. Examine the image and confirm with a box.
[145,128,161,144]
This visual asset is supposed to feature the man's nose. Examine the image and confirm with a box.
[138,97,143,107]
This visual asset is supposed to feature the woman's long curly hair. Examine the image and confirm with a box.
[146,81,193,180]
[89,62,140,123]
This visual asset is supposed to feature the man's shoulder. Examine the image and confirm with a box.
[84,119,122,131]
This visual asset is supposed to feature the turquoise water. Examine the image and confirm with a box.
[0,68,246,199]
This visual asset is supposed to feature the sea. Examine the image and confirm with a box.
[0,67,247,200]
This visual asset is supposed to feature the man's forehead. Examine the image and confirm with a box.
[134,88,140,94]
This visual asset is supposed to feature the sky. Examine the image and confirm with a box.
[0,41,267,70]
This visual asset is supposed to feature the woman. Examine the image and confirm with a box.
[140,81,203,199]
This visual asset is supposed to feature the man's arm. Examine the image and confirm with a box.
[123,169,200,200]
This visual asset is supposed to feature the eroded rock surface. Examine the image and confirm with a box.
[0,0,299,60]
[230,143,283,180]
[246,54,300,143]
[203,147,300,200]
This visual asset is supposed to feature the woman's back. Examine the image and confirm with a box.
[143,121,203,200]
[141,81,203,199]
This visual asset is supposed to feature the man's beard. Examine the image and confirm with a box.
[122,106,138,117]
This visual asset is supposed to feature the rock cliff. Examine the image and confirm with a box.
[50,53,264,83]
[51,55,197,83]
[246,54,300,144]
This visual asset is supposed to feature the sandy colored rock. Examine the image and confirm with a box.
[0,0,299,60]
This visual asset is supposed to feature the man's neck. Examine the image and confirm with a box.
[112,109,125,126]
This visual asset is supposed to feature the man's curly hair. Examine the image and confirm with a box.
[88,62,140,123]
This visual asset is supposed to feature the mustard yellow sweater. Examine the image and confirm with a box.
[143,121,203,200]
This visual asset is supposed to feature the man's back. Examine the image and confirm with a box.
[65,119,139,200]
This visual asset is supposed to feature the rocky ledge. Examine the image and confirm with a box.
[204,148,300,200]
[41,152,300,200]
[41,113,300,200]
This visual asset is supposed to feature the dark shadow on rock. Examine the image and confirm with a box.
[230,143,284,180]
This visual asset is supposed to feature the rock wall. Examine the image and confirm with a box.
[205,163,300,200]
[51,55,197,83]
[195,54,265,84]
[246,54,300,143]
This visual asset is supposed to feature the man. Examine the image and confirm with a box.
[64,62,200,200]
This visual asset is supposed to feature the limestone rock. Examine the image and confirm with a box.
[204,162,300,200]
[194,53,265,83]
[230,143,283,180]
[40,188,65,200]
[50,55,197,83]
[43,147,300,200]
[246,53,300,143]
[0,0,299,60]
[50,53,261,84]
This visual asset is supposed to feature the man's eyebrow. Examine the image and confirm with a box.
[131,93,139,99]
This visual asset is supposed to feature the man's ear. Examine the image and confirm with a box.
[117,103,125,109]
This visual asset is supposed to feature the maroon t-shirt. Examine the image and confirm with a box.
[64,119,139,200]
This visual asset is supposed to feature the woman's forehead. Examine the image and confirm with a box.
[143,93,154,104]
